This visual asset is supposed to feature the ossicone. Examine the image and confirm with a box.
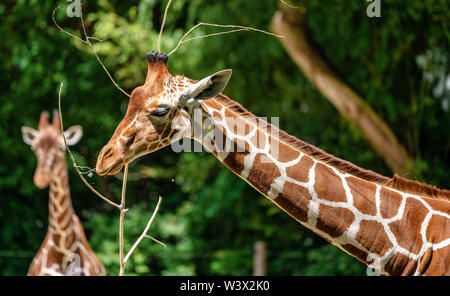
[146,51,168,64]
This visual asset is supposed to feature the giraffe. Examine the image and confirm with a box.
[95,52,450,276]
[22,111,106,276]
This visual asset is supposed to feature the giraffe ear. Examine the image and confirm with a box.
[64,125,83,146]
[21,126,39,146]
[180,69,232,105]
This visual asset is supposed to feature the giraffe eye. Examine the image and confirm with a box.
[152,108,169,117]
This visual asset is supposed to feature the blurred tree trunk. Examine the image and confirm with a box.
[271,6,414,177]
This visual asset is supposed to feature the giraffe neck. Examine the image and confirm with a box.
[190,96,450,276]
[47,154,78,251]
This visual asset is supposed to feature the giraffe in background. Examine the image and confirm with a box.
[22,111,106,276]
[95,52,449,275]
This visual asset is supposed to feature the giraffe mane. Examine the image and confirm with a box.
[385,175,450,201]
[211,94,450,202]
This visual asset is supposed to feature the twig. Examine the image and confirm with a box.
[168,22,284,56]
[74,165,96,175]
[52,6,86,44]
[158,0,174,53]
[52,6,130,98]
[181,29,250,43]
[119,164,129,276]
[280,0,299,9]
[58,82,121,209]
[144,235,166,248]
[88,36,110,42]
[124,196,164,264]
[79,8,130,98]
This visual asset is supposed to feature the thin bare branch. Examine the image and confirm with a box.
[79,9,131,98]
[87,36,110,42]
[199,22,284,38]
[181,28,250,44]
[119,164,129,276]
[53,5,130,98]
[74,165,96,175]
[58,82,121,209]
[124,196,164,264]
[158,0,174,53]
[280,0,299,9]
[52,6,87,44]
[168,22,284,56]
[144,235,166,248]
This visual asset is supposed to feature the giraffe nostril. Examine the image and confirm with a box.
[102,147,114,159]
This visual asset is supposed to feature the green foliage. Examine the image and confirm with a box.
[0,0,448,275]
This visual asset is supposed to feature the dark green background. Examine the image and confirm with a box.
[0,0,449,275]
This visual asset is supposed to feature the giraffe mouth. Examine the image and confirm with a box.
[103,160,125,176]
[97,152,142,176]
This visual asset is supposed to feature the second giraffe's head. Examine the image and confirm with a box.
[96,52,232,176]
[22,111,83,189]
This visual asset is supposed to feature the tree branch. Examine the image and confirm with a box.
[58,82,121,209]
[271,6,414,176]
[119,164,129,276]
[52,6,131,98]
[124,196,164,264]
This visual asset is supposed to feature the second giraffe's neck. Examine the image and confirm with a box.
[190,95,449,276]
[47,156,77,244]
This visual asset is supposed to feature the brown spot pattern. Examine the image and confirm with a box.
[379,187,403,219]
[249,129,266,150]
[341,244,369,264]
[270,141,300,162]
[316,204,355,237]
[426,198,450,214]
[247,153,281,194]
[237,117,254,136]
[314,163,347,202]
[277,182,312,222]
[286,155,314,183]
[356,220,393,257]
[384,253,417,275]
[422,246,450,275]
[388,198,428,254]
[426,214,449,244]
[347,176,377,216]
[222,150,249,175]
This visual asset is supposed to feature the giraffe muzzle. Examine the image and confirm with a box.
[96,144,126,176]
[34,171,50,189]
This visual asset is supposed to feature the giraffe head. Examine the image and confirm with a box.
[95,52,232,176]
[22,111,83,189]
